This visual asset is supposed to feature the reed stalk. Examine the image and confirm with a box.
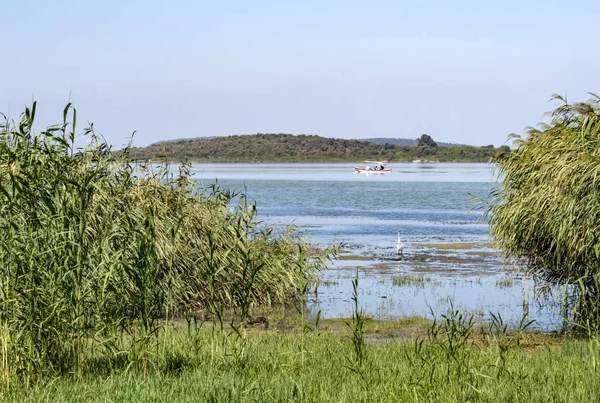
[0,103,332,386]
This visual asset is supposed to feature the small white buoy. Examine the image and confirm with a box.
[396,231,404,255]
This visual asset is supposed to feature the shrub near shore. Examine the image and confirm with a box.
[489,94,600,331]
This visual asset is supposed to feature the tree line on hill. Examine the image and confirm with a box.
[122,133,510,162]
[364,137,466,147]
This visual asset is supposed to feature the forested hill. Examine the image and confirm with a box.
[125,134,397,162]
[364,138,466,147]
[122,133,509,162]
[150,136,464,148]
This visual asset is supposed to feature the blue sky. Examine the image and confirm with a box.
[2,0,599,147]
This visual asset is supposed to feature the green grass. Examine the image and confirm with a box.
[1,322,598,402]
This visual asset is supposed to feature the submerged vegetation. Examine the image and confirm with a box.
[391,274,440,288]
[0,104,332,385]
[495,276,514,289]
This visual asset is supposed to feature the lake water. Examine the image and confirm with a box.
[187,163,564,330]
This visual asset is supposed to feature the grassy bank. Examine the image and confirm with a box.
[2,315,597,402]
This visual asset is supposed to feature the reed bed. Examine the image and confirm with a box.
[489,93,600,329]
[0,104,332,386]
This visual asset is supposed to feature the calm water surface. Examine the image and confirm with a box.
[187,163,563,330]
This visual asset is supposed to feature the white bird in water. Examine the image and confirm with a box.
[396,231,404,255]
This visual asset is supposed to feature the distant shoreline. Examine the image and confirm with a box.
[121,133,508,164]
[128,158,495,164]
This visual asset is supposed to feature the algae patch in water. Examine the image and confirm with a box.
[391,275,441,288]
[318,316,428,335]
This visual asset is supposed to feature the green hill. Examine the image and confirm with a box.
[122,133,509,163]
[364,137,466,147]
[125,133,397,162]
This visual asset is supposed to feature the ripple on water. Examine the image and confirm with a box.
[189,163,564,330]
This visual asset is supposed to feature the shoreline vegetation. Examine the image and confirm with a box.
[6,314,600,402]
[0,103,335,390]
[121,133,510,163]
[3,98,600,402]
[489,93,600,332]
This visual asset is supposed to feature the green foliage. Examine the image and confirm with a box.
[346,271,367,371]
[416,134,438,157]
[417,134,438,148]
[489,93,600,283]
[489,93,600,329]
[435,144,504,162]
[125,134,396,162]
[123,133,509,163]
[3,316,597,402]
[366,137,465,147]
[0,104,330,385]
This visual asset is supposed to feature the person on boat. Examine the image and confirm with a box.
[366,165,370,170]
[380,164,384,170]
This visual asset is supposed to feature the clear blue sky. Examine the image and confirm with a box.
[2,0,599,147]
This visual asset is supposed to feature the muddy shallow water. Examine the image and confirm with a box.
[186,163,566,330]
[308,243,564,330]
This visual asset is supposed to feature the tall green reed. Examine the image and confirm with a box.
[0,103,331,387]
[488,93,600,330]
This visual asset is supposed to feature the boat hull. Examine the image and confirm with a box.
[354,167,392,174]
